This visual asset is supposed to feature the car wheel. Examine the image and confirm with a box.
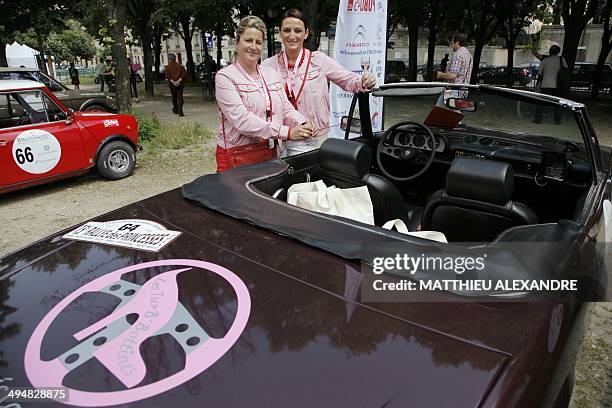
[83,104,110,112]
[97,141,136,180]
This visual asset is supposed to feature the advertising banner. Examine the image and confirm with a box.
[329,0,387,138]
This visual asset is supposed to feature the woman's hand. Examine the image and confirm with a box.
[289,123,315,140]
[361,72,376,89]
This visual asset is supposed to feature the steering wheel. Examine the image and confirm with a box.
[376,121,437,182]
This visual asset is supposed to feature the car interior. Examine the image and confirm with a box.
[0,91,68,129]
[251,88,596,243]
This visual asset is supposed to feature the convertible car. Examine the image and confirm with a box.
[0,83,609,407]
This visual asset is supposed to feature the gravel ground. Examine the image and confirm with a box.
[0,84,610,407]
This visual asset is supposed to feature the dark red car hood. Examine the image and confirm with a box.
[0,188,562,407]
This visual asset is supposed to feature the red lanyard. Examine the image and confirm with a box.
[283,49,304,97]
[235,62,273,122]
[281,50,311,110]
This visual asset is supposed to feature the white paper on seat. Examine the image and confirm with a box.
[287,180,375,225]
[382,219,448,243]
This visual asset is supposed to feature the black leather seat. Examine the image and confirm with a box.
[319,138,410,225]
[420,157,538,242]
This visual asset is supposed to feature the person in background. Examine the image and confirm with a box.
[215,16,314,172]
[128,57,139,101]
[440,53,449,73]
[437,33,473,85]
[261,8,376,157]
[534,45,567,124]
[164,53,187,116]
[95,58,106,92]
[103,57,115,93]
[69,62,80,90]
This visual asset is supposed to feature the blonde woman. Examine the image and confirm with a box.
[215,16,314,172]
[261,9,376,156]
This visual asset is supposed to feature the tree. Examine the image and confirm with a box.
[106,0,132,111]
[156,0,205,82]
[463,0,505,84]
[562,0,600,70]
[16,20,96,67]
[194,0,235,68]
[592,0,611,97]
[128,0,158,97]
[500,0,538,87]
[0,0,74,68]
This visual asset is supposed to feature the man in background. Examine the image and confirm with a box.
[437,33,473,85]
[128,57,139,101]
[95,57,106,92]
[164,53,187,116]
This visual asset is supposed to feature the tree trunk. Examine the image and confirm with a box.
[562,0,599,72]
[553,0,562,24]
[107,0,132,112]
[506,41,515,88]
[426,0,439,82]
[216,26,223,66]
[180,17,196,82]
[143,25,154,97]
[592,0,612,98]
[562,25,583,71]
[471,42,484,84]
[153,23,163,81]
[302,0,320,50]
[0,39,8,67]
[35,32,48,74]
[407,21,419,81]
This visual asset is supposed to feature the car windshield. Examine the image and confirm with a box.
[360,87,585,145]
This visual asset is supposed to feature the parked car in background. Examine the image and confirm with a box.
[517,61,541,78]
[0,80,138,194]
[570,62,612,92]
[385,59,409,83]
[0,67,115,112]
[477,66,530,86]
[418,62,499,81]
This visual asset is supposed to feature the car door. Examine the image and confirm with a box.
[0,90,88,189]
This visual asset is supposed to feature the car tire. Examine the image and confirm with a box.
[83,104,110,112]
[97,141,136,180]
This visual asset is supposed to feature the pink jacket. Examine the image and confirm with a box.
[215,64,305,148]
[261,50,364,136]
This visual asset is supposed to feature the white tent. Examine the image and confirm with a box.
[6,42,39,68]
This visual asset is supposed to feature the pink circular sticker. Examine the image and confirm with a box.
[25,259,251,406]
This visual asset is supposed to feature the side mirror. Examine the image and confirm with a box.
[446,98,476,112]
[340,116,362,133]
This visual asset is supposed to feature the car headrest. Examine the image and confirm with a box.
[446,157,514,205]
[319,138,371,179]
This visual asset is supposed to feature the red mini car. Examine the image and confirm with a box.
[0,80,138,194]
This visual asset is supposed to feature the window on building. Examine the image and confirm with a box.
[196,53,201,62]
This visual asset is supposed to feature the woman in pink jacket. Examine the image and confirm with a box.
[261,9,376,157]
[215,16,314,172]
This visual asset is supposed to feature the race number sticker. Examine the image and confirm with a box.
[63,219,182,252]
[12,129,61,174]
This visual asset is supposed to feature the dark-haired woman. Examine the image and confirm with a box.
[261,9,376,156]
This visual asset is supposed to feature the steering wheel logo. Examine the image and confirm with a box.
[25,259,251,406]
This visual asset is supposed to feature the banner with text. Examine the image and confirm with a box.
[329,0,387,138]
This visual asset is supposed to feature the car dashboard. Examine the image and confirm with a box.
[381,126,592,186]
